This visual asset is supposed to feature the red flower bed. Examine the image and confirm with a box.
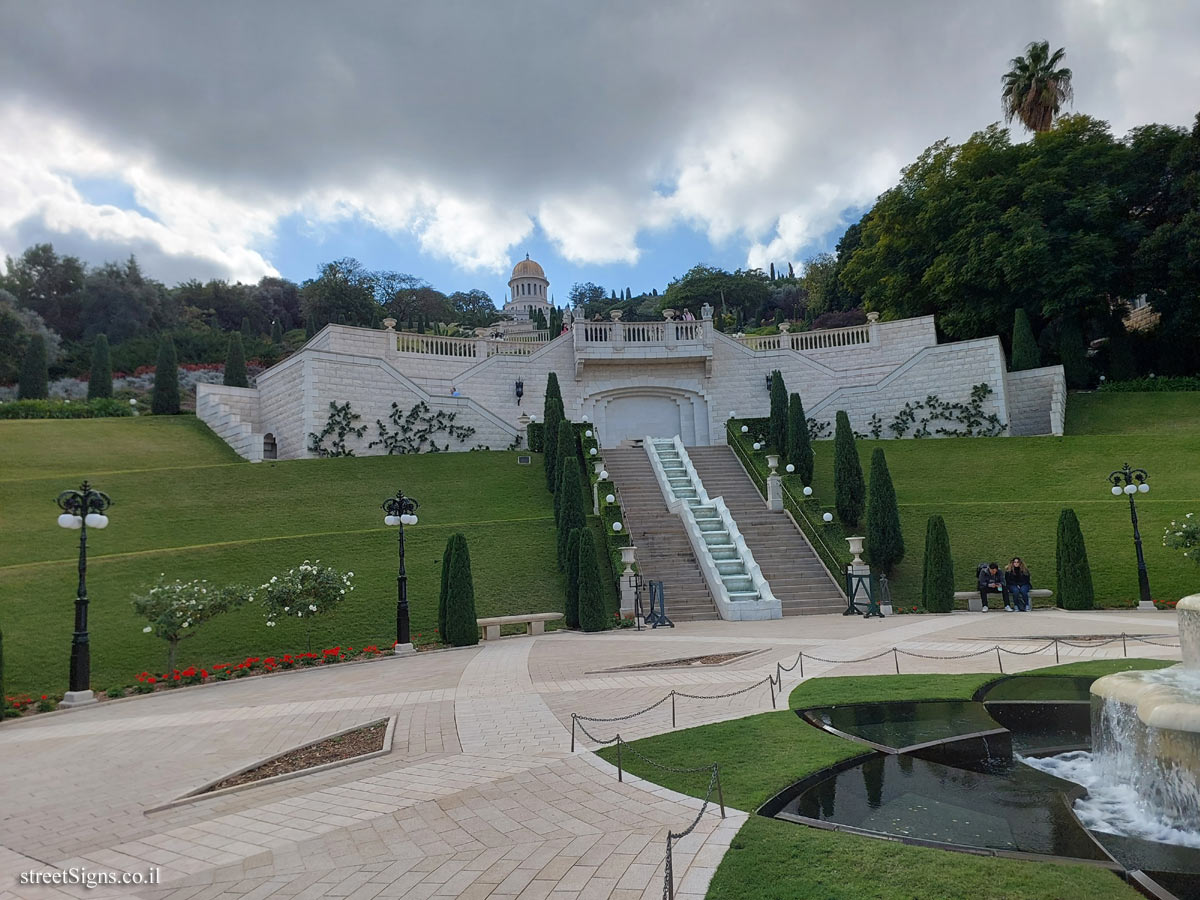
[130,644,391,692]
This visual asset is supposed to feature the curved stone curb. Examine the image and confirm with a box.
[144,714,395,813]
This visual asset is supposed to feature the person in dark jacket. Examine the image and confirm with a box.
[1005,558,1032,612]
[977,562,1005,612]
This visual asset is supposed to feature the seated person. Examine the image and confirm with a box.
[1005,558,1032,612]
[977,562,1005,612]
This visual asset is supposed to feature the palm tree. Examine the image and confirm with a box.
[1001,41,1073,133]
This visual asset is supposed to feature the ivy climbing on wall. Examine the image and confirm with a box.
[308,401,367,457]
[368,401,477,454]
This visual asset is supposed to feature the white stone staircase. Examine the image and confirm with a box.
[196,388,263,461]
[645,436,781,620]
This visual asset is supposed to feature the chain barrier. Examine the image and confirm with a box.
[573,691,674,723]
[896,646,996,660]
[663,765,721,900]
[997,641,1060,656]
[1127,633,1182,647]
[672,676,774,701]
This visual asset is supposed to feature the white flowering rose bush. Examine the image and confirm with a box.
[1163,513,1200,563]
[255,560,354,646]
[132,575,250,671]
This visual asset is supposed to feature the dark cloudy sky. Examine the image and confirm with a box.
[1,1,1198,299]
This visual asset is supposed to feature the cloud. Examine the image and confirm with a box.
[0,1,1198,282]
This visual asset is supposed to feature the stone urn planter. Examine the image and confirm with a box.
[661,308,677,320]
[619,546,637,576]
[846,536,866,566]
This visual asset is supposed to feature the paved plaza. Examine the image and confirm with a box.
[0,608,1181,900]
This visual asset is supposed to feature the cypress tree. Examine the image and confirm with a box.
[921,515,954,613]
[417,315,426,334]
[151,337,180,415]
[768,370,787,451]
[786,392,813,485]
[558,462,586,570]
[443,533,479,646]
[437,535,453,639]
[1106,326,1137,382]
[1011,309,1040,371]
[1058,320,1091,388]
[543,373,564,491]
[224,333,249,387]
[271,319,283,344]
[565,527,582,628]
[866,448,904,574]
[87,334,113,400]
[554,419,576,525]
[305,315,316,338]
[1056,509,1095,610]
[577,528,607,632]
[833,411,865,528]
[241,316,254,339]
[17,333,48,399]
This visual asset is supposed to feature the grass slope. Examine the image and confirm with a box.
[0,417,594,696]
[603,664,1164,900]
[736,393,1200,609]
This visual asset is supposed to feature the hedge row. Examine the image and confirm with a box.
[0,398,135,419]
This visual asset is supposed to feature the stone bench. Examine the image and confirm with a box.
[477,612,564,641]
[954,589,1053,612]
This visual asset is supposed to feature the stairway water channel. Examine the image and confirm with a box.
[647,437,781,620]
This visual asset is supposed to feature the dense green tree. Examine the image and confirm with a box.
[1011,309,1040,371]
[1056,509,1095,610]
[576,528,607,632]
[557,457,586,570]
[0,292,60,384]
[543,373,564,491]
[768,370,787,451]
[662,264,771,324]
[448,289,498,329]
[833,411,866,528]
[866,449,904,574]
[300,258,380,329]
[1057,319,1091,388]
[438,535,453,639]
[88,334,112,399]
[0,243,86,340]
[443,533,479,646]
[151,337,180,415]
[569,282,607,309]
[224,333,249,388]
[1104,322,1138,381]
[1002,41,1073,134]
[565,527,582,628]
[786,392,813,485]
[80,258,167,343]
[17,333,48,399]
[921,515,955,613]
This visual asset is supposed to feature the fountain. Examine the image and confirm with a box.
[1088,594,1200,834]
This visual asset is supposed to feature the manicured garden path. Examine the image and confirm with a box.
[0,606,1180,900]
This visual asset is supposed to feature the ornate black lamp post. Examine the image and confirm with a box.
[1107,463,1152,608]
[382,489,419,651]
[55,481,112,707]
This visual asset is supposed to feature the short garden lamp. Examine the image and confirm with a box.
[56,481,112,708]
[822,512,833,523]
[803,486,813,497]
[1107,463,1152,607]
[785,463,794,474]
[382,488,419,650]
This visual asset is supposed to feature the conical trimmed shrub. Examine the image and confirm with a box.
[241,316,254,339]
[443,533,479,646]
[224,333,249,387]
[18,333,48,400]
[833,411,865,528]
[565,527,582,628]
[786,392,813,485]
[543,375,564,492]
[1056,509,1095,610]
[768,370,787,451]
[1011,309,1040,371]
[437,534,453,638]
[1058,320,1091,388]
[577,528,607,632]
[151,337,180,414]
[271,319,283,344]
[88,334,112,400]
[866,448,904,574]
[554,418,576,525]
[557,461,586,570]
[921,515,954,612]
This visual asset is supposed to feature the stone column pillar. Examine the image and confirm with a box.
[619,546,638,617]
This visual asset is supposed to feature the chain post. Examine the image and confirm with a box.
[996,646,1003,674]
[769,676,777,709]
[617,736,623,782]
[893,647,900,674]
[671,691,676,729]
[1122,632,1128,657]
[1054,638,1060,664]
[571,714,576,752]
[799,651,804,679]
[716,765,726,818]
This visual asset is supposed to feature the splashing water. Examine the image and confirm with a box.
[1020,750,1200,849]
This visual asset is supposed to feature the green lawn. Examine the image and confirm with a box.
[734,393,1200,610]
[601,664,1164,900]
[0,417,607,697]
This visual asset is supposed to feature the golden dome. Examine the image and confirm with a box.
[511,254,546,279]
